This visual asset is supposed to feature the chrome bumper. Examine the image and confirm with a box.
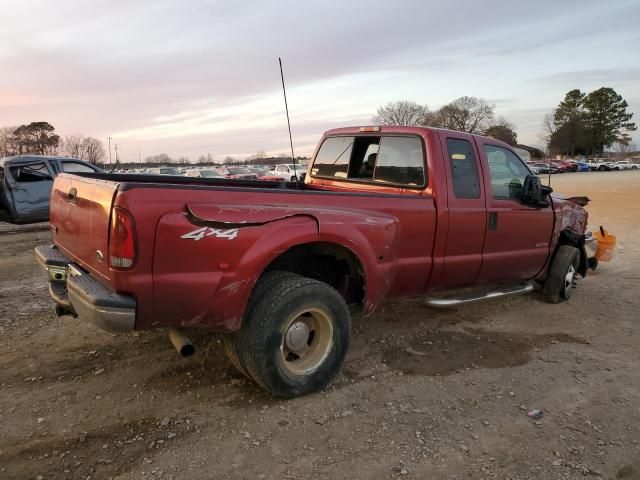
[35,245,136,333]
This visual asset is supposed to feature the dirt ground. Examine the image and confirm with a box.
[1,171,639,480]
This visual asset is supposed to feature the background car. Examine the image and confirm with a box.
[147,167,181,175]
[253,169,286,181]
[273,163,308,181]
[612,160,638,170]
[184,169,226,178]
[575,162,591,172]
[550,160,574,173]
[531,162,559,174]
[216,166,258,180]
[584,158,612,171]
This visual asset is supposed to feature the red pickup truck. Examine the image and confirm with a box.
[35,126,595,398]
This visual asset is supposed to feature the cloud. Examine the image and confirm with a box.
[1,0,639,158]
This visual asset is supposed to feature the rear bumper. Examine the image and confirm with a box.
[35,245,136,333]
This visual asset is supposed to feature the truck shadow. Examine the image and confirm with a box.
[380,327,586,376]
[340,296,588,383]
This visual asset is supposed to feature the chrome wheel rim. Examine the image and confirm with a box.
[563,264,576,298]
[280,307,333,375]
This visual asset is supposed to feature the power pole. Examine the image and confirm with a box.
[115,144,119,164]
[138,150,142,163]
[107,136,112,165]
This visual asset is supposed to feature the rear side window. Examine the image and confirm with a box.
[484,145,531,199]
[312,135,426,187]
[374,136,424,185]
[62,161,95,173]
[311,136,353,178]
[9,162,52,182]
[446,138,480,199]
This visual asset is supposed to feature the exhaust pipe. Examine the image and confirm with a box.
[168,328,195,357]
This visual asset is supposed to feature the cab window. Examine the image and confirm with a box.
[9,162,53,182]
[374,136,424,185]
[62,161,96,173]
[446,138,480,199]
[311,135,426,187]
[311,137,353,179]
[484,145,530,200]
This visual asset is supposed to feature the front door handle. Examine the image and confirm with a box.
[488,212,498,231]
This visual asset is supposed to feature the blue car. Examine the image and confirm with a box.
[575,162,591,172]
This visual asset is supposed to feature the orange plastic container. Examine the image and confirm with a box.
[593,228,616,262]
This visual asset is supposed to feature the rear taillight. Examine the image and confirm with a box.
[109,207,137,269]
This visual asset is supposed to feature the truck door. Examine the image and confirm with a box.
[475,141,554,283]
[438,133,487,289]
[5,160,55,222]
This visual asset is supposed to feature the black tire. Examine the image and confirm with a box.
[223,271,299,377]
[598,165,606,171]
[291,175,298,182]
[543,245,580,304]
[235,274,350,398]
[632,166,638,170]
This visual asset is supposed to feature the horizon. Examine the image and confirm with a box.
[1,0,638,162]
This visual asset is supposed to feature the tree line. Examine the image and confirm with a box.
[543,87,636,156]
[0,121,107,164]
[373,97,519,146]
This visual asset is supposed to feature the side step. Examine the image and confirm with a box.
[425,282,534,308]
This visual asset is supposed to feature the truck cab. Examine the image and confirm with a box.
[305,126,559,291]
[0,155,102,223]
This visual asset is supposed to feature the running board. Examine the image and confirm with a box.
[424,282,534,308]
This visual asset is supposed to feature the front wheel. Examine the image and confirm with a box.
[233,273,350,398]
[291,175,298,182]
[632,166,638,170]
[543,245,580,303]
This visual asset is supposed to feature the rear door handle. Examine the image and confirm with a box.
[488,212,498,231]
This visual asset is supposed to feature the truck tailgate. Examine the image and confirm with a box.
[49,173,119,281]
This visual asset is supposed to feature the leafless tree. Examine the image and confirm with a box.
[427,97,495,133]
[538,112,557,153]
[612,134,633,154]
[63,135,105,164]
[83,137,106,164]
[63,134,88,159]
[373,101,429,126]
[0,126,18,157]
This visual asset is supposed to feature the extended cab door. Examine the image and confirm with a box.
[475,140,554,283]
[5,160,55,222]
[437,133,487,289]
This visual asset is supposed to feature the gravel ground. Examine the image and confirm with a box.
[0,171,639,480]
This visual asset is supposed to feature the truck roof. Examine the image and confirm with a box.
[0,154,83,167]
[322,126,513,149]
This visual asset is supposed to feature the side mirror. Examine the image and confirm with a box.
[521,174,551,206]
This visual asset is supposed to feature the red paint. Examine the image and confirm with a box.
[48,127,588,332]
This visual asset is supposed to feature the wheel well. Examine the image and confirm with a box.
[262,242,365,306]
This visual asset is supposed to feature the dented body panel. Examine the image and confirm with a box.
[41,126,589,333]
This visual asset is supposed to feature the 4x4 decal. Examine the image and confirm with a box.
[181,226,239,241]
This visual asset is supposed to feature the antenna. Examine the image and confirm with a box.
[279,57,298,185]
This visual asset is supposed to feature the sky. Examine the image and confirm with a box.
[1,0,639,162]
